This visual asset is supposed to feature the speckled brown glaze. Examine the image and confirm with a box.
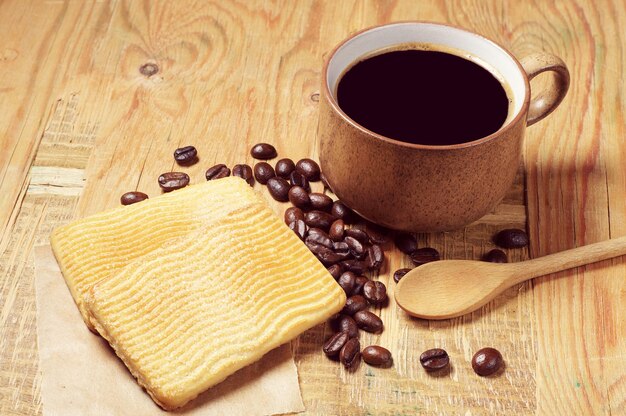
[319,96,526,231]
[318,22,569,232]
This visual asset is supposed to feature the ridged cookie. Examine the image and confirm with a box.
[50,178,262,329]
[86,202,346,410]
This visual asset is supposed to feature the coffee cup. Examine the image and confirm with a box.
[318,22,569,232]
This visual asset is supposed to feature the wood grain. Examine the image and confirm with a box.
[0,0,67,248]
[0,1,623,415]
[523,0,626,413]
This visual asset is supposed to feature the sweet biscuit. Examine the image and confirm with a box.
[86,202,345,409]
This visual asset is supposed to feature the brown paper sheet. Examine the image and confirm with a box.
[34,245,305,416]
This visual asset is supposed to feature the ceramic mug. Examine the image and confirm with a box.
[319,22,569,232]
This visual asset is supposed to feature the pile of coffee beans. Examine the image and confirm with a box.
[244,144,394,370]
[325,313,392,369]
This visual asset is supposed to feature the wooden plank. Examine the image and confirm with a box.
[0,0,67,245]
[524,0,626,414]
[0,97,94,415]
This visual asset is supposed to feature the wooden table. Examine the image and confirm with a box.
[1,1,624,414]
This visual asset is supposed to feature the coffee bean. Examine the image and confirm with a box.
[233,164,254,186]
[253,162,275,184]
[352,275,369,296]
[329,219,345,241]
[362,346,392,367]
[353,310,383,333]
[309,193,333,212]
[483,248,508,263]
[393,268,412,283]
[316,248,343,265]
[305,241,328,256]
[345,228,369,244]
[363,281,387,304]
[331,238,347,251]
[327,264,344,280]
[120,191,148,205]
[323,331,350,358]
[173,145,198,165]
[305,233,333,249]
[304,210,335,230]
[295,158,321,181]
[288,186,310,208]
[289,171,310,192]
[472,347,503,376]
[275,158,295,178]
[205,164,230,180]
[267,177,291,201]
[341,295,369,315]
[419,348,449,371]
[284,206,304,224]
[344,236,365,259]
[365,223,390,245]
[394,233,417,254]
[334,314,359,338]
[158,172,189,192]
[494,229,529,248]
[288,219,307,240]
[250,143,277,159]
[308,244,341,265]
[366,244,384,270]
[331,201,354,222]
[332,241,351,260]
[410,247,440,266]
[320,172,333,191]
[337,272,356,295]
[332,245,350,259]
[340,338,361,369]
[340,259,366,275]
[307,227,330,240]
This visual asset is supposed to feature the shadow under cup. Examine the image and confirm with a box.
[318,22,533,233]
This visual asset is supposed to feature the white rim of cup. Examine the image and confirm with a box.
[322,21,532,150]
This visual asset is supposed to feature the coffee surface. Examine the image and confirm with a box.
[337,49,509,145]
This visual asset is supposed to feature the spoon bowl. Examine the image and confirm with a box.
[395,260,521,319]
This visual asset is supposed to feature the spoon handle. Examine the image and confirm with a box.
[511,235,626,284]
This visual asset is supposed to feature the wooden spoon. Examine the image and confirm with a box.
[395,236,626,320]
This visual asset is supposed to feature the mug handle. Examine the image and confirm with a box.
[520,53,570,126]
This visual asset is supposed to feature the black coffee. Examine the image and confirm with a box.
[337,48,509,145]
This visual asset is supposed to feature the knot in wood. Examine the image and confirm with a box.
[139,63,159,77]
